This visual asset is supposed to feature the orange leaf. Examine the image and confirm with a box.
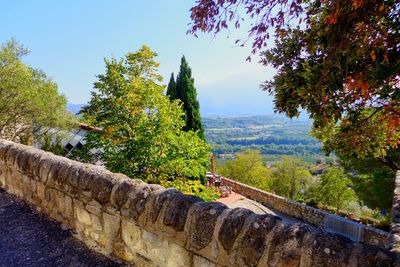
[370,50,376,61]
[352,0,363,9]
[326,13,337,25]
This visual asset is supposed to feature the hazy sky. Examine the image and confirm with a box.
[1,1,276,115]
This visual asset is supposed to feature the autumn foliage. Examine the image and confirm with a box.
[189,0,399,167]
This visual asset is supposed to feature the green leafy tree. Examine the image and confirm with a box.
[316,167,358,213]
[35,131,68,156]
[79,46,211,184]
[0,39,73,143]
[167,56,205,140]
[269,156,312,200]
[341,151,399,211]
[218,149,272,191]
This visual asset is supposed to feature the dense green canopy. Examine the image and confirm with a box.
[79,46,211,183]
[0,39,72,143]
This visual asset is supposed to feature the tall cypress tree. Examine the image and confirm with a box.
[166,72,176,99]
[168,56,205,140]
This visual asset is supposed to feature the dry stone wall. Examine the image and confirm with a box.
[0,139,397,266]
[220,177,389,249]
[390,171,400,254]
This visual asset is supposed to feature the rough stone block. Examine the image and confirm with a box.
[142,230,168,263]
[36,182,46,199]
[90,171,116,204]
[122,220,144,255]
[164,242,190,267]
[103,212,121,252]
[186,201,228,251]
[91,213,103,231]
[87,204,102,216]
[76,207,92,226]
[65,195,74,217]
[114,242,135,262]
[0,168,5,186]
[193,255,216,267]
[110,175,142,208]
[218,208,253,252]
[152,189,202,233]
[125,184,165,222]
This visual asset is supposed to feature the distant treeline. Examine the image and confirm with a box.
[203,115,334,164]
[225,136,319,146]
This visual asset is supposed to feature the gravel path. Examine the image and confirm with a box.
[0,188,125,267]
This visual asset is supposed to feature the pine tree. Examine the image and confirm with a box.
[166,73,176,99]
[168,56,205,140]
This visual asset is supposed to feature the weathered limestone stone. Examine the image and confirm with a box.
[0,168,5,187]
[86,204,102,216]
[76,207,92,226]
[16,149,31,173]
[91,213,103,232]
[56,192,65,214]
[218,208,253,252]
[122,220,145,255]
[151,188,181,223]
[37,155,57,184]
[47,160,66,186]
[186,201,228,251]
[142,230,169,263]
[77,165,106,200]
[155,190,202,233]
[65,195,74,217]
[193,255,216,267]
[66,163,83,188]
[37,182,46,199]
[92,172,116,204]
[103,212,121,252]
[165,242,190,267]
[304,230,353,266]
[0,141,14,162]
[25,150,44,177]
[125,184,164,222]
[266,223,310,267]
[88,229,107,247]
[114,241,135,262]
[235,214,283,267]
[110,175,142,208]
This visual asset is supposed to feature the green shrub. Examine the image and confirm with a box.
[160,179,220,202]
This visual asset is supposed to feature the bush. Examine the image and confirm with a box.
[160,179,220,202]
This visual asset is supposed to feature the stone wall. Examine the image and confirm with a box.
[0,139,396,266]
[390,171,400,253]
[220,176,389,248]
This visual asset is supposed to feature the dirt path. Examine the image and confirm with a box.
[0,188,125,267]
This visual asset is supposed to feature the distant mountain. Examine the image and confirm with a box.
[67,103,86,115]
[67,73,309,119]
[196,74,275,116]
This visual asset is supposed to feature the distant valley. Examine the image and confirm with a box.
[67,103,330,164]
[203,115,335,164]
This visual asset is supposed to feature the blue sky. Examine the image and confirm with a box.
[1,0,276,115]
